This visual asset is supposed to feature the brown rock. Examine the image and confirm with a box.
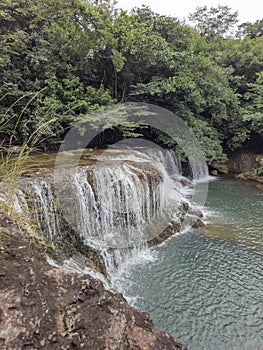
[210,162,229,174]
[227,150,262,174]
[0,210,187,350]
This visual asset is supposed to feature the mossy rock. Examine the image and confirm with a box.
[46,217,107,277]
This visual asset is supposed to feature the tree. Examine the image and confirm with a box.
[243,72,263,136]
[0,0,116,145]
[189,5,238,40]
[0,0,261,160]
[238,19,263,38]
[220,36,263,93]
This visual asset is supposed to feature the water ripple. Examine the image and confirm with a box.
[119,180,263,350]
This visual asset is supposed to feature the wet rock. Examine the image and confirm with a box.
[211,169,218,176]
[210,162,229,174]
[236,172,263,184]
[191,217,205,228]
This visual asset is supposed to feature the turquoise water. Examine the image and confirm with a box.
[118,179,263,349]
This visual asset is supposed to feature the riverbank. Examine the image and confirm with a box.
[0,209,187,350]
[210,149,263,186]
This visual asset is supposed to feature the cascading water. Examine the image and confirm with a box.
[30,180,61,244]
[10,147,208,281]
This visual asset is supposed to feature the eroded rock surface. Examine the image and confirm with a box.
[227,150,262,174]
[0,211,187,350]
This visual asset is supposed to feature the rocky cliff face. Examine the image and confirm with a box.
[226,150,263,174]
[227,150,263,184]
[210,150,263,185]
[0,211,187,350]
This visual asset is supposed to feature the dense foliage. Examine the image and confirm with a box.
[0,0,262,160]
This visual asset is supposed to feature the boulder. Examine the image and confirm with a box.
[209,162,229,174]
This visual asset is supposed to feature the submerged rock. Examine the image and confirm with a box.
[0,210,188,350]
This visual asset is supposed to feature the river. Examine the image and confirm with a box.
[113,178,263,350]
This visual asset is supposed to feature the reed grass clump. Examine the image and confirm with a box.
[0,93,56,245]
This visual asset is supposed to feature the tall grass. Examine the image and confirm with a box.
[0,92,56,244]
[1,120,55,206]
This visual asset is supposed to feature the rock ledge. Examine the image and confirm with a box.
[0,211,187,350]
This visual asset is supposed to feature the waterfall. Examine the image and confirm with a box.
[8,147,207,280]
